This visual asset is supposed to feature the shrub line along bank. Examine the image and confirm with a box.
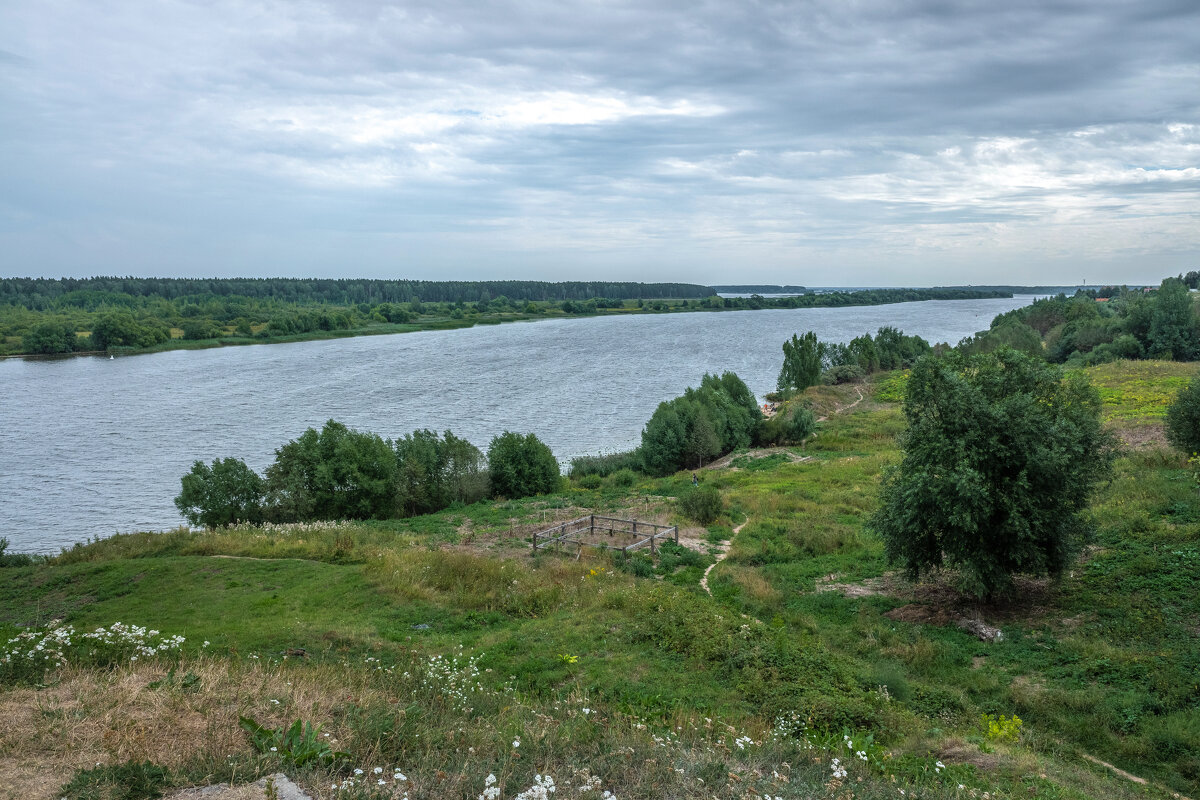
[2,279,1010,357]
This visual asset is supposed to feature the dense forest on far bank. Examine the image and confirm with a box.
[0,276,1009,357]
[959,274,1200,365]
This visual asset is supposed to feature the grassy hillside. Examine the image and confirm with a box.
[2,361,1197,800]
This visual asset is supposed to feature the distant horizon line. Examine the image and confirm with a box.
[2,275,1162,292]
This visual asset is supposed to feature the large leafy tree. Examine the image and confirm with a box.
[174,458,264,528]
[487,431,560,499]
[22,321,81,354]
[1148,277,1200,360]
[870,348,1115,599]
[265,420,397,521]
[777,331,826,395]
[639,372,763,475]
[394,429,487,515]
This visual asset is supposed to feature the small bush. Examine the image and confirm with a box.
[568,450,640,479]
[866,660,912,702]
[0,537,37,567]
[608,468,638,488]
[679,485,722,524]
[982,713,1023,742]
[757,402,817,446]
[874,371,909,402]
[239,716,348,768]
[656,541,708,572]
[613,550,656,578]
[1166,376,1200,456]
[823,364,866,385]
[576,474,603,490]
[59,760,170,800]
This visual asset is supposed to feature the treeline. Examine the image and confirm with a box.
[175,421,560,528]
[2,295,697,356]
[710,284,807,294]
[959,276,1200,365]
[2,280,1013,356]
[717,287,1009,311]
[0,277,714,308]
[773,326,934,395]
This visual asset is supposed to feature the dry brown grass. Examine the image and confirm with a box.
[723,565,783,607]
[0,656,373,800]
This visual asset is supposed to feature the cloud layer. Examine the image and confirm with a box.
[2,0,1198,284]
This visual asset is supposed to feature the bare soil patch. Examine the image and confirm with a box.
[936,741,1003,772]
[703,447,811,471]
[815,573,886,598]
[822,570,1062,639]
[1110,421,1169,450]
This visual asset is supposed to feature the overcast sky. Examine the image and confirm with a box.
[1,1,1198,286]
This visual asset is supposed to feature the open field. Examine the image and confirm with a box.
[2,361,1197,799]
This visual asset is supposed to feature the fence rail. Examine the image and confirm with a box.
[532,514,678,557]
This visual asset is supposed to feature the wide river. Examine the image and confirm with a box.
[1,296,1037,552]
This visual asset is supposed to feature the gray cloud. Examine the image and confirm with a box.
[0,0,1198,285]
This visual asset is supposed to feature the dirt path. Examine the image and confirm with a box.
[817,385,864,422]
[704,384,866,472]
[700,384,867,595]
[701,518,747,596]
[1079,753,1193,799]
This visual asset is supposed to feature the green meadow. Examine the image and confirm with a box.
[2,361,1197,800]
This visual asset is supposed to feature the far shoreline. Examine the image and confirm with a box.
[3,289,1019,361]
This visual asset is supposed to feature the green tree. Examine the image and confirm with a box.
[22,321,80,354]
[394,429,487,516]
[958,318,1044,358]
[174,458,265,528]
[639,399,690,476]
[487,431,560,499]
[639,372,762,476]
[1148,278,1200,360]
[870,349,1115,599]
[757,400,817,446]
[681,403,722,469]
[181,319,220,340]
[89,311,169,349]
[264,420,397,521]
[1166,376,1200,456]
[777,331,826,395]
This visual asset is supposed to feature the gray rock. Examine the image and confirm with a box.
[957,618,1004,642]
[257,773,313,800]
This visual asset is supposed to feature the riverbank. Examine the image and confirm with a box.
[0,295,1042,554]
[3,363,1197,799]
[1,286,1012,359]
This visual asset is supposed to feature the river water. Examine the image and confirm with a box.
[0,296,1036,552]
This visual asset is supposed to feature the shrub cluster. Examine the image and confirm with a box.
[1166,375,1200,456]
[965,278,1200,366]
[175,422,557,527]
[639,372,762,475]
[678,485,723,524]
[777,326,931,396]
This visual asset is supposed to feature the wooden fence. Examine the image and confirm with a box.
[531,514,678,557]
